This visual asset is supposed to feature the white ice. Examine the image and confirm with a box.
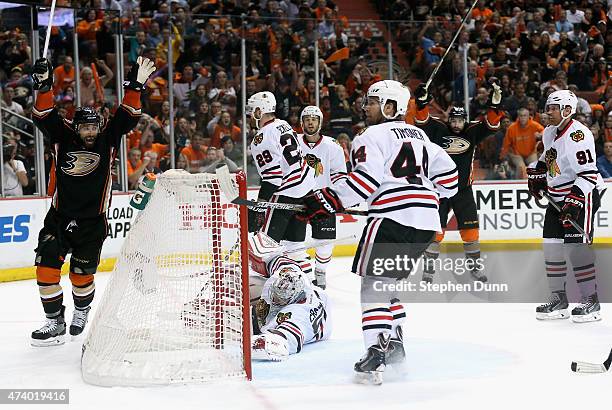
[1,256,610,410]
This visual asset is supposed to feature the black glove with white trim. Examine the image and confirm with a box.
[301,188,344,221]
[559,186,585,228]
[32,58,53,92]
[527,161,547,200]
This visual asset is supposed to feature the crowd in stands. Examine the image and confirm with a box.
[1,0,611,196]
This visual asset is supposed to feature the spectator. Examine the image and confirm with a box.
[567,2,585,25]
[176,153,190,173]
[146,21,163,48]
[174,65,209,109]
[194,101,211,136]
[568,84,592,120]
[211,111,241,148]
[503,83,529,120]
[501,107,544,178]
[207,101,224,137]
[126,148,147,190]
[79,60,113,107]
[221,135,242,163]
[336,133,352,170]
[142,151,162,176]
[1,85,24,117]
[2,141,28,196]
[188,84,208,113]
[469,87,490,119]
[208,70,236,103]
[200,146,240,173]
[487,160,515,180]
[175,116,193,151]
[597,141,612,178]
[128,30,150,63]
[52,55,75,94]
[556,11,574,33]
[181,132,208,173]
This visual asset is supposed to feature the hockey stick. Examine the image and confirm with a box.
[424,0,478,90]
[571,348,612,373]
[542,191,592,244]
[42,0,57,60]
[215,165,368,216]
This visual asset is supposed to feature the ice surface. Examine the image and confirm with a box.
[1,256,610,410]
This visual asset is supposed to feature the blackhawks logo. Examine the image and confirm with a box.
[570,130,584,142]
[305,153,324,177]
[544,147,561,177]
[276,312,292,324]
[253,133,264,145]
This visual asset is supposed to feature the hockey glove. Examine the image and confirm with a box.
[559,187,585,228]
[247,202,267,233]
[301,188,344,221]
[123,56,156,91]
[527,161,547,200]
[32,58,53,92]
[487,76,502,109]
[414,83,432,110]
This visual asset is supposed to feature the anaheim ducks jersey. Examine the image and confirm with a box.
[332,121,458,232]
[540,119,604,202]
[32,89,142,218]
[250,118,315,198]
[297,134,348,189]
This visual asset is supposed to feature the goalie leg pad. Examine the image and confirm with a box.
[252,331,290,361]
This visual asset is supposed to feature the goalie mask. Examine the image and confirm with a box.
[300,105,323,137]
[363,80,411,120]
[246,91,276,129]
[268,265,306,307]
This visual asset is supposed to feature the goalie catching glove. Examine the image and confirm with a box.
[559,186,585,228]
[527,161,547,200]
[32,58,53,92]
[300,188,344,221]
[123,56,156,91]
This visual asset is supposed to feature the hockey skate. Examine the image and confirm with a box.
[571,294,601,323]
[354,333,390,385]
[421,254,436,284]
[470,266,487,283]
[314,268,326,289]
[70,306,91,336]
[386,326,406,365]
[536,291,569,320]
[31,306,66,347]
[421,271,434,284]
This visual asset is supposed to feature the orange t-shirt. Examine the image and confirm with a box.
[126,129,142,150]
[210,124,241,148]
[142,143,169,167]
[127,159,142,176]
[53,65,75,94]
[501,119,544,158]
[181,146,208,170]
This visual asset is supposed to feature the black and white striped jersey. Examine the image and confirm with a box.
[332,121,458,232]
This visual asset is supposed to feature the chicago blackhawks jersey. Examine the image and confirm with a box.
[259,256,331,354]
[540,119,604,202]
[297,134,347,189]
[250,118,315,198]
[332,121,458,232]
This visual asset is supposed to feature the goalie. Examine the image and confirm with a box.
[249,233,331,360]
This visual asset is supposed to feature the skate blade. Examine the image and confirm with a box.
[31,335,66,347]
[536,309,569,320]
[571,312,602,323]
[354,370,384,385]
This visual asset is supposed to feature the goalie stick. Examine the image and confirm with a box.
[215,165,368,216]
[541,191,592,244]
[571,348,612,373]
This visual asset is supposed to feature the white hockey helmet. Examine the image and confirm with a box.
[300,105,323,136]
[364,80,411,120]
[246,91,276,128]
[545,89,577,121]
[269,265,306,307]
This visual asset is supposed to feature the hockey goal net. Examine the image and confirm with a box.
[81,170,251,386]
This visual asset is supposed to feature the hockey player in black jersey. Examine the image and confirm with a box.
[414,80,503,284]
[29,56,156,346]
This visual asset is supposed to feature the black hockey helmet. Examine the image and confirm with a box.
[448,106,467,120]
[73,106,101,131]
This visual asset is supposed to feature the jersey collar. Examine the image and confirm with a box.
[555,119,574,140]
[259,118,275,129]
[302,133,323,148]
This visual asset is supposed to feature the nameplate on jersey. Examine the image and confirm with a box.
[276,123,293,134]
[442,136,470,154]
[61,151,101,176]
[390,128,424,141]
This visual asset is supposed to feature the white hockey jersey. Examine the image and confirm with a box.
[540,119,604,202]
[332,121,458,232]
[260,257,331,354]
[298,134,348,189]
[250,118,315,198]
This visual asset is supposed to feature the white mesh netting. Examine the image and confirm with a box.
[81,170,250,386]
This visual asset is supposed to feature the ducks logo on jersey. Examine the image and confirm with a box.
[305,153,324,177]
[545,147,561,177]
[570,130,584,142]
[441,136,471,154]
